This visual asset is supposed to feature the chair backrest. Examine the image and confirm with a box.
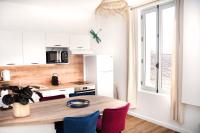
[101,103,130,133]
[69,90,95,97]
[64,111,100,133]
[39,94,65,102]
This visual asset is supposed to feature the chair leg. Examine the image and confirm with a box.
[55,121,64,133]
[96,129,101,133]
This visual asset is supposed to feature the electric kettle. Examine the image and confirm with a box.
[1,70,11,81]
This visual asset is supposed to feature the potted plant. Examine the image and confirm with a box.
[2,85,42,117]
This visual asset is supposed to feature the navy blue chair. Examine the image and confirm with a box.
[56,111,100,133]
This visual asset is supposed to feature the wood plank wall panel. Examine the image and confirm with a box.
[0,55,83,86]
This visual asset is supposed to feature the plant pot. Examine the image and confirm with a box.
[13,103,30,117]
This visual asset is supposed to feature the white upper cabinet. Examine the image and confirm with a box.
[45,32,69,47]
[23,32,46,65]
[0,30,23,66]
[69,35,90,50]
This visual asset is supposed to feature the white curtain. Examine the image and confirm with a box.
[127,8,138,108]
[171,0,184,123]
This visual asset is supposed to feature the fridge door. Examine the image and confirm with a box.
[97,71,114,98]
[97,55,113,72]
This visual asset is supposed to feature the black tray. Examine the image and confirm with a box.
[66,99,90,108]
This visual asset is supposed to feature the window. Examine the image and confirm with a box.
[141,2,175,94]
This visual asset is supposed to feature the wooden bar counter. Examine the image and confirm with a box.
[0,96,127,127]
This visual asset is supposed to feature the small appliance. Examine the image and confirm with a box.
[46,50,69,64]
[51,73,59,86]
[1,70,11,81]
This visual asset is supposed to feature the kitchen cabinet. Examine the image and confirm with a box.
[69,35,90,52]
[0,30,23,66]
[45,32,69,47]
[23,32,46,65]
[32,88,75,102]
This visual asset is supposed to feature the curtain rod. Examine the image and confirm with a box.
[129,0,160,10]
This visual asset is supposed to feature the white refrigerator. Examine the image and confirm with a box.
[84,55,114,98]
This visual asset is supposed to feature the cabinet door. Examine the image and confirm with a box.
[97,71,114,98]
[45,32,69,47]
[97,55,113,71]
[69,35,90,50]
[40,88,74,98]
[23,32,46,65]
[0,30,23,66]
[51,88,74,98]
[41,90,53,97]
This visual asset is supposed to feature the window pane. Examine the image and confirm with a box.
[160,6,175,92]
[144,11,157,89]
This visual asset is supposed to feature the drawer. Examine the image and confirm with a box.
[58,88,74,94]
[41,88,75,98]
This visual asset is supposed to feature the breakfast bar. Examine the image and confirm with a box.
[0,96,127,132]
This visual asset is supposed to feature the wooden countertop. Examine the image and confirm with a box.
[35,82,95,91]
[0,82,95,91]
[0,96,127,127]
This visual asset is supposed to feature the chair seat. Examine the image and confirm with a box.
[64,111,100,133]
[96,103,130,133]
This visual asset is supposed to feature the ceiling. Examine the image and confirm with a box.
[0,0,152,32]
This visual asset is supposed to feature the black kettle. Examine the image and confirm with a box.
[51,73,59,86]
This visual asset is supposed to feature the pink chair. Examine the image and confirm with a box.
[96,103,130,133]
[39,94,65,102]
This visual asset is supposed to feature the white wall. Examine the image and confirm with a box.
[129,0,200,133]
[0,0,99,33]
[0,0,200,133]
[182,0,200,107]
[129,92,200,133]
[90,15,128,100]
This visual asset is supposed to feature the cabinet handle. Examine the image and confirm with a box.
[31,63,39,64]
[77,46,83,49]
[54,45,61,47]
[59,89,66,91]
[6,63,15,65]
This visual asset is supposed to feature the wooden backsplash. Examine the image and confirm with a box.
[0,55,83,86]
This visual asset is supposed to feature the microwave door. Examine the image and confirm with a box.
[61,51,69,63]
[46,51,58,63]
[57,51,61,63]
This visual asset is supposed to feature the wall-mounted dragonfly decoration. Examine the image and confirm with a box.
[90,29,102,44]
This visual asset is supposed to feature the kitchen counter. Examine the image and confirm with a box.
[0,81,95,91]
[34,82,95,91]
[0,96,127,127]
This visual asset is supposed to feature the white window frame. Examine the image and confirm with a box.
[141,2,175,94]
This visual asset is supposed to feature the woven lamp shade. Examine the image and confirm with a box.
[95,0,129,15]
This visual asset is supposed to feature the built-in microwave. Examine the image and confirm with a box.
[46,50,69,64]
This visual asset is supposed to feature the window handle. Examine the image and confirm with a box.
[156,63,159,69]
